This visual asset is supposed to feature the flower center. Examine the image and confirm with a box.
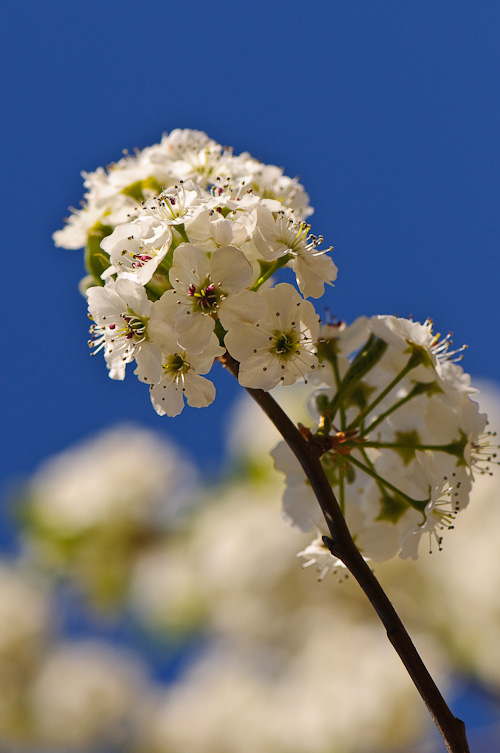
[271,329,300,357]
[121,313,147,341]
[188,278,220,312]
[162,352,191,380]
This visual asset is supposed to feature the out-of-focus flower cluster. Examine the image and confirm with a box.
[20,425,197,608]
[55,129,337,415]
[3,390,500,751]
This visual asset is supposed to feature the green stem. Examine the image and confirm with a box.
[326,336,388,424]
[363,387,423,436]
[250,255,291,291]
[346,357,416,431]
[362,440,463,456]
[331,352,346,431]
[347,453,428,513]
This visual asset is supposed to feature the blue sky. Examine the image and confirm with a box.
[2,0,499,498]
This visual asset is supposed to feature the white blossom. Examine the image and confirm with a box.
[101,215,172,286]
[144,332,224,417]
[153,243,254,353]
[87,278,160,380]
[224,283,320,390]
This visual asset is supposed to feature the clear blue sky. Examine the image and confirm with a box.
[2,0,499,500]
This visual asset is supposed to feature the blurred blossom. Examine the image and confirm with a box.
[130,434,437,752]
[1,387,499,752]
[0,563,50,666]
[20,424,197,607]
[129,543,207,634]
[0,563,51,744]
[28,641,145,750]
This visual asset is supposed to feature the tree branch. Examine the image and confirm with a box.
[220,353,470,753]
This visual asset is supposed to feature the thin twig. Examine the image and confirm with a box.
[220,353,470,753]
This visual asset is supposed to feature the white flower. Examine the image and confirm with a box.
[54,129,314,253]
[271,440,325,532]
[0,564,49,666]
[168,140,236,187]
[242,163,313,220]
[252,206,337,298]
[101,215,172,285]
[399,451,465,560]
[87,279,160,380]
[224,283,320,390]
[153,243,254,352]
[146,333,224,417]
[297,536,347,580]
[185,206,257,250]
[141,180,206,226]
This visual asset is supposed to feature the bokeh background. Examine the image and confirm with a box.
[1,1,500,751]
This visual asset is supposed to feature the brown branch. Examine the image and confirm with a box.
[220,353,470,753]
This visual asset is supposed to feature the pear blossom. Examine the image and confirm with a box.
[153,243,254,353]
[271,314,492,565]
[252,205,337,297]
[224,283,320,390]
[146,333,224,417]
[399,451,464,559]
[29,642,145,750]
[185,206,257,251]
[101,215,172,286]
[87,278,160,380]
[141,179,207,228]
[297,536,353,580]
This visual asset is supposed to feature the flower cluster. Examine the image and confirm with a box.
[56,129,495,567]
[273,315,494,563]
[56,129,336,415]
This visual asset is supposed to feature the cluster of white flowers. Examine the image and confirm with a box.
[273,315,494,564]
[55,129,337,416]
[56,129,495,568]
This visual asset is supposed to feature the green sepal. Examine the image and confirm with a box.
[251,255,291,291]
[408,380,442,398]
[406,342,434,370]
[393,430,422,465]
[85,222,113,281]
[376,490,412,524]
[214,319,227,348]
[345,381,377,412]
[317,335,341,363]
[145,271,172,301]
[443,430,468,464]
